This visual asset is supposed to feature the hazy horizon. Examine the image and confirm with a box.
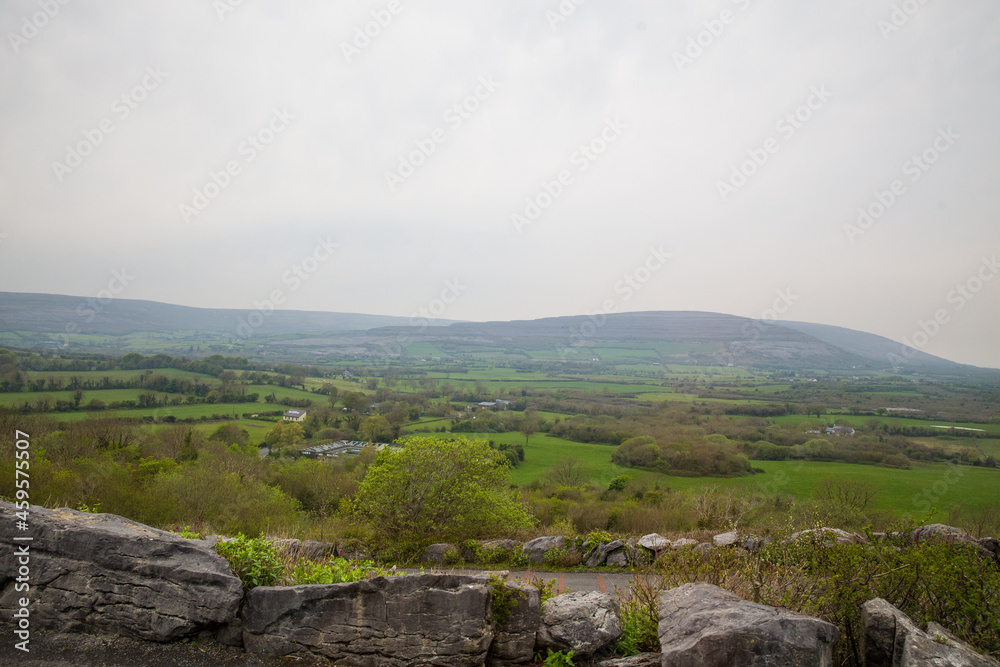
[1,1,998,367]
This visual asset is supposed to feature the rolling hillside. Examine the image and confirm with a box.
[0,293,992,378]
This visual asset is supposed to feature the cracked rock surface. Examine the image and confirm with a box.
[658,582,838,667]
[242,573,495,666]
[0,500,242,642]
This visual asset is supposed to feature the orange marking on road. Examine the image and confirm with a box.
[558,573,564,594]
[596,574,606,593]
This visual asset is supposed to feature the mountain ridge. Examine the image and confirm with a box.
[0,292,994,378]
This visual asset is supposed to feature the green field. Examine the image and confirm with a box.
[190,418,277,445]
[405,430,1000,522]
[45,403,293,421]
[662,460,1000,518]
[22,368,217,382]
[769,413,1000,436]
[0,388,149,407]
[413,431,636,488]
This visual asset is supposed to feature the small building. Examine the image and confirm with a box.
[825,426,855,436]
[283,409,308,422]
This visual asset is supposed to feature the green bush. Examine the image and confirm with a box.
[516,575,559,609]
[540,649,574,666]
[488,574,527,629]
[584,529,612,550]
[614,575,664,655]
[286,556,394,585]
[543,546,581,568]
[648,526,1000,665]
[352,436,534,556]
[216,534,283,591]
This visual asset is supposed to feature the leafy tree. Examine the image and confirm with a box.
[519,410,540,446]
[265,421,305,449]
[547,456,588,486]
[806,404,826,419]
[209,422,250,447]
[178,430,198,462]
[360,415,390,443]
[341,391,369,413]
[385,402,410,439]
[352,436,533,553]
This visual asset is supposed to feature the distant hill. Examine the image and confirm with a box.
[774,320,986,375]
[367,311,990,377]
[0,292,454,338]
[0,293,993,378]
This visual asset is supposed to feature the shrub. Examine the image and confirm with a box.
[284,555,394,585]
[488,574,527,629]
[543,546,581,568]
[216,534,283,591]
[614,574,664,655]
[647,525,1000,665]
[352,436,534,556]
[608,474,631,491]
[584,529,613,550]
[540,649,575,666]
[516,575,559,609]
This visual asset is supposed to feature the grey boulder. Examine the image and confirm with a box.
[671,538,698,549]
[242,573,494,666]
[912,524,977,546]
[489,580,541,666]
[0,501,242,642]
[638,533,670,553]
[658,582,838,667]
[862,597,998,667]
[522,536,565,565]
[423,543,459,565]
[595,654,663,666]
[712,531,740,547]
[605,547,628,568]
[789,527,866,545]
[536,591,622,658]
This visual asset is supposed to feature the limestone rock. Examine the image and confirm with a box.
[595,653,663,666]
[925,622,1000,666]
[423,543,460,565]
[658,582,838,667]
[671,538,698,549]
[638,533,670,553]
[605,548,628,568]
[789,527,866,546]
[0,501,242,642]
[862,597,921,666]
[489,581,540,666]
[912,524,977,546]
[862,597,998,667]
[483,539,522,551]
[523,536,564,565]
[299,540,337,559]
[597,540,624,566]
[242,573,494,666]
[536,591,622,658]
[712,531,739,547]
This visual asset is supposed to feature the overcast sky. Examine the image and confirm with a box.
[1,0,999,367]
